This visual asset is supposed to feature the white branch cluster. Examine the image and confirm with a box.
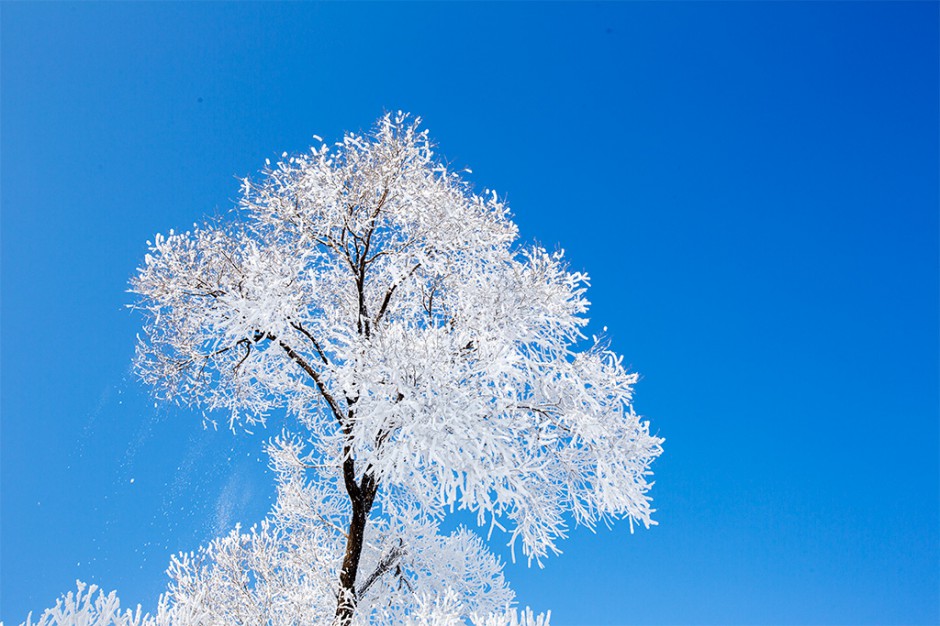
[20,439,548,626]
[163,435,518,624]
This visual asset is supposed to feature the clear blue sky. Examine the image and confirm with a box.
[2,2,937,624]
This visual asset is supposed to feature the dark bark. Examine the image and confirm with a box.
[334,469,378,625]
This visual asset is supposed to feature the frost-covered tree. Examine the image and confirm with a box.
[130,112,663,625]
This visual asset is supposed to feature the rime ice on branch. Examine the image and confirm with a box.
[130,112,663,625]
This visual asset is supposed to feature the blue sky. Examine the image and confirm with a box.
[2,2,937,624]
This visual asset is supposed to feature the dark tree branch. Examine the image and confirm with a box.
[360,186,389,265]
[341,416,360,502]
[374,263,421,326]
[317,235,358,276]
[233,340,251,373]
[270,333,344,425]
[356,541,405,599]
[290,321,329,365]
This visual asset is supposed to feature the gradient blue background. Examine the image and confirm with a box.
[2,3,937,624]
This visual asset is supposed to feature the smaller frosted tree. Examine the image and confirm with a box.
[131,112,663,624]
[20,439,549,625]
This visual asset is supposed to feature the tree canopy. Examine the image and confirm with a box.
[116,112,664,625]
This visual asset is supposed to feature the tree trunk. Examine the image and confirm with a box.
[333,472,377,626]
